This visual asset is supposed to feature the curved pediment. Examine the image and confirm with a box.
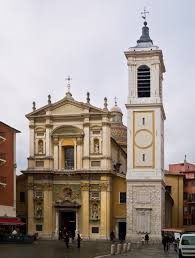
[52,125,83,137]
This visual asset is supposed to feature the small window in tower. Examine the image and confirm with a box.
[142,117,145,125]
[142,154,145,162]
[137,65,150,98]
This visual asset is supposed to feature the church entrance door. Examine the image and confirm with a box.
[59,211,76,239]
[118,222,126,240]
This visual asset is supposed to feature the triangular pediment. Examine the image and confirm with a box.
[52,102,84,115]
[26,96,107,118]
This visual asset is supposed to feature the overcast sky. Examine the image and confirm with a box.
[0,0,194,174]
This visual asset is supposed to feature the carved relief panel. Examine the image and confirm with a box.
[53,184,81,204]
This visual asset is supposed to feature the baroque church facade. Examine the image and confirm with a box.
[23,90,127,240]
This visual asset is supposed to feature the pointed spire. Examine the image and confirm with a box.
[86,92,90,104]
[32,101,36,111]
[48,94,51,105]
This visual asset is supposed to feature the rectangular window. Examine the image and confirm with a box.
[36,224,43,231]
[64,146,74,170]
[119,192,126,204]
[20,192,25,203]
[192,180,195,186]
[192,194,195,202]
[91,161,101,167]
[184,192,188,200]
[184,206,188,212]
[92,227,99,233]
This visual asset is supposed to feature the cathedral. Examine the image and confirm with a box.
[23,88,127,240]
[22,15,167,242]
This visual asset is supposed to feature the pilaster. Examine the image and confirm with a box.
[81,182,90,238]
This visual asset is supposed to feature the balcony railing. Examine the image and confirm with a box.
[0,153,6,166]
[64,160,74,170]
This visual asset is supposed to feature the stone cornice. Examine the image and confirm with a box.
[125,103,166,120]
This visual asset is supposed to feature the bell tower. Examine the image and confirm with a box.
[125,16,166,242]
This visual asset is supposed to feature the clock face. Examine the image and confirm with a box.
[134,129,153,149]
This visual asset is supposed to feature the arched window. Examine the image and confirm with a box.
[137,65,150,98]
[38,140,44,154]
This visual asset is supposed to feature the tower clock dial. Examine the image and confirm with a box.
[134,129,153,149]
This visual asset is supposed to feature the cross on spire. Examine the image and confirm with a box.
[141,7,149,21]
[114,97,117,106]
[65,75,72,92]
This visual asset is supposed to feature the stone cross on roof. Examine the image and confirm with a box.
[65,75,72,92]
[141,7,149,21]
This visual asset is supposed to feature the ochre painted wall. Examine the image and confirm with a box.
[164,174,183,228]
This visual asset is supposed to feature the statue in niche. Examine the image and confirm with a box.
[63,187,72,200]
[38,140,44,154]
[91,203,99,220]
[94,139,100,153]
[36,206,43,217]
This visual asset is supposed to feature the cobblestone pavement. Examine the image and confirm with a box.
[0,240,111,258]
[104,244,178,258]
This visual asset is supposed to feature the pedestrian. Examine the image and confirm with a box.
[110,231,115,241]
[162,235,167,252]
[77,233,82,248]
[145,232,149,244]
[64,232,69,248]
[141,236,145,245]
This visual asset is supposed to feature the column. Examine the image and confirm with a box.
[100,177,111,239]
[76,210,79,234]
[45,126,50,156]
[76,138,82,170]
[43,184,53,239]
[27,176,34,235]
[54,210,59,239]
[53,137,59,170]
[29,124,35,157]
[102,116,111,170]
[83,117,90,169]
[81,182,89,239]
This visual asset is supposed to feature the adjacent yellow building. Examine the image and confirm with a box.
[22,90,127,240]
[164,171,184,228]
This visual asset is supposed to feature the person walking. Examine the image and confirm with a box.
[145,232,149,244]
[162,235,167,252]
[64,232,69,248]
[77,233,82,248]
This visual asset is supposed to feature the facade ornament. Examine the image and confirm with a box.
[103,97,108,110]
[80,183,90,191]
[53,137,59,145]
[27,183,34,190]
[32,101,36,111]
[100,182,109,191]
[86,92,90,104]
[48,94,51,105]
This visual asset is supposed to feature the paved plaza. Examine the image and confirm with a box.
[0,240,179,258]
[104,244,178,258]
